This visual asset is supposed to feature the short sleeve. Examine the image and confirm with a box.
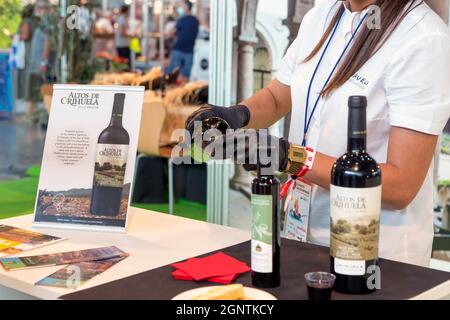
[276,5,321,86]
[276,36,301,86]
[276,1,338,86]
[385,35,450,135]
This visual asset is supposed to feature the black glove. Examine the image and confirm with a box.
[185,104,251,136]
[208,129,290,173]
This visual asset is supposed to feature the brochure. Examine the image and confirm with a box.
[0,246,125,271]
[33,85,144,232]
[0,225,64,257]
[35,254,128,289]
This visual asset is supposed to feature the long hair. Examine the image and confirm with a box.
[305,0,423,96]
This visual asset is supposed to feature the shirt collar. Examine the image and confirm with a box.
[342,1,371,35]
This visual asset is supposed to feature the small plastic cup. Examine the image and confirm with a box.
[304,272,336,301]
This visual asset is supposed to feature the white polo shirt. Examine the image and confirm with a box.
[277,0,450,266]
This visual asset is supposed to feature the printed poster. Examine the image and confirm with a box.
[33,85,144,231]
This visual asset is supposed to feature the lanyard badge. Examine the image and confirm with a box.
[283,178,312,242]
[282,9,370,242]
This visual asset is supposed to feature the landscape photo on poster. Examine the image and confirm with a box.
[33,85,144,230]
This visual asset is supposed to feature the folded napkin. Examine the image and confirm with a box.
[172,269,239,284]
[171,252,250,284]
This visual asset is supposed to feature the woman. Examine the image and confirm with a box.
[16,4,37,113]
[17,4,34,101]
[115,5,132,70]
[186,0,450,266]
[26,0,51,119]
[91,9,116,60]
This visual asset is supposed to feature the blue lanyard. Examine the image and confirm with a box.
[302,10,369,146]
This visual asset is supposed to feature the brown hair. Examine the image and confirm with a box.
[305,0,423,96]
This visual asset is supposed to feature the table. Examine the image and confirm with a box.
[0,208,449,300]
[0,208,249,300]
[62,240,450,300]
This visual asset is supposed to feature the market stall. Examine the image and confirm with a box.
[1,0,449,304]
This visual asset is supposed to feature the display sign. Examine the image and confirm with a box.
[33,84,144,232]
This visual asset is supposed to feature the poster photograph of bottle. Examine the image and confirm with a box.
[33,84,144,232]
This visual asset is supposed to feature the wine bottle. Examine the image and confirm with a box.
[251,164,281,288]
[90,93,130,216]
[330,96,382,294]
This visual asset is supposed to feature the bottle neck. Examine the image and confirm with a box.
[348,136,366,153]
[257,165,275,178]
[110,93,125,128]
[347,106,367,153]
[109,113,123,127]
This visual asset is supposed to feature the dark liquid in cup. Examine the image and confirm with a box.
[307,284,333,301]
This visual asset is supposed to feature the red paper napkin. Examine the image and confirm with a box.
[172,269,239,284]
[171,252,250,283]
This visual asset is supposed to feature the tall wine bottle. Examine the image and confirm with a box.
[251,164,280,288]
[330,96,382,294]
[90,93,130,216]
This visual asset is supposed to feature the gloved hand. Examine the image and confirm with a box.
[208,129,290,173]
[185,104,251,136]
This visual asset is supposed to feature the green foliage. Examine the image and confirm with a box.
[332,219,379,235]
[70,54,105,84]
[38,1,108,84]
[442,134,450,155]
[331,220,352,234]
[111,61,129,73]
[438,180,450,188]
[0,0,22,49]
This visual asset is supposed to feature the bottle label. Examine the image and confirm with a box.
[330,185,381,276]
[251,194,273,273]
[93,144,128,188]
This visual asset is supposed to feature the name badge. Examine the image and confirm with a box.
[283,178,312,242]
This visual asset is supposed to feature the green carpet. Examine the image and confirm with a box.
[0,177,39,219]
[0,166,206,221]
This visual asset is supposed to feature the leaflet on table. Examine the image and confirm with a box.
[33,85,144,232]
[36,254,128,289]
[0,225,64,257]
[0,246,126,271]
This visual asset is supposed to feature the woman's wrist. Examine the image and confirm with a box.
[229,104,251,129]
[285,143,317,177]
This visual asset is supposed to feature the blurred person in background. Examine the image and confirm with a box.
[115,5,133,70]
[78,0,92,52]
[16,4,36,101]
[91,9,116,59]
[26,0,52,120]
[163,15,177,58]
[167,0,199,82]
